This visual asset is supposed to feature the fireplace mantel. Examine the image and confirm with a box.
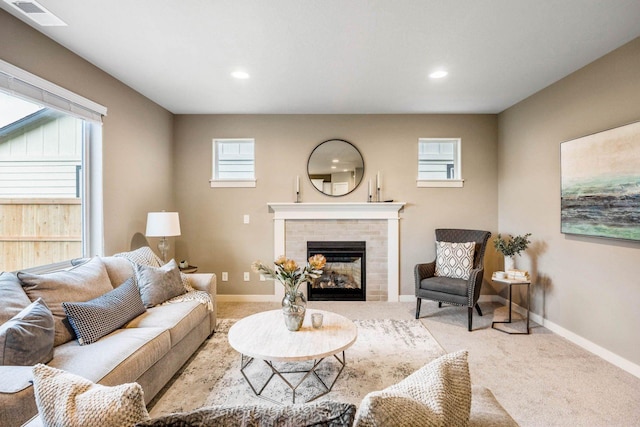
[268,202,405,302]
[268,202,405,220]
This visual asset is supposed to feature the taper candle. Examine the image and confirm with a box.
[296,175,300,193]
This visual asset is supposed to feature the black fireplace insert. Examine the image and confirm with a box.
[307,241,366,301]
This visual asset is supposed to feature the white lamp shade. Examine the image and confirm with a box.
[145,212,181,237]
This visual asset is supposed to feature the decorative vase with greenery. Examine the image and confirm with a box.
[252,254,326,331]
[493,233,532,270]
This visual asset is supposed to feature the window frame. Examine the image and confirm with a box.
[0,60,105,270]
[417,137,464,188]
[210,138,256,188]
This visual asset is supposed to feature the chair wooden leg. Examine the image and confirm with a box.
[415,298,422,319]
[475,304,483,316]
[468,307,473,331]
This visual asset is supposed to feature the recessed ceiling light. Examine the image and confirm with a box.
[231,71,250,79]
[429,70,448,79]
[331,166,337,169]
[332,159,339,163]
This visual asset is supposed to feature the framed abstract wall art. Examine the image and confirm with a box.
[560,120,640,242]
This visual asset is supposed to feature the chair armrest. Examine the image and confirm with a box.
[467,267,485,305]
[414,261,436,291]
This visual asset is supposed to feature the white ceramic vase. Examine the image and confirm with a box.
[504,255,516,271]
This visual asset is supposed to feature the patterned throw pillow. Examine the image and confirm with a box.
[134,259,186,308]
[18,257,114,346]
[135,401,357,427]
[355,350,471,427]
[434,241,475,280]
[0,298,54,366]
[32,364,150,427]
[62,278,146,345]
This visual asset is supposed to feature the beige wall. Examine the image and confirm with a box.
[0,10,175,255]
[498,37,640,366]
[173,114,498,296]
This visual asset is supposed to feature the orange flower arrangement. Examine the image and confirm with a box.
[252,254,326,294]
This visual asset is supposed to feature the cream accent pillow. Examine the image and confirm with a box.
[32,364,150,427]
[434,241,475,280]
[18,257,114,346]
[355,350,471,427]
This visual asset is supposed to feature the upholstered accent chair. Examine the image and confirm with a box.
[415,229,491,331]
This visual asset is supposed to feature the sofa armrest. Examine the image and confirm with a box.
[188,273,217,334]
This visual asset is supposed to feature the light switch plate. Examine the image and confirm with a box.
[243,272,250,281]
[243,214,250,224]
[221,272,228,281]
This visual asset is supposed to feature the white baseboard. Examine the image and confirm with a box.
[479,294,640,379]
[216,294,277,303]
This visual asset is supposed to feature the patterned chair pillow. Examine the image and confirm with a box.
[62,278,146,345]
[434,241,475,280]
[32,364,150,427]
[355,350,471,427]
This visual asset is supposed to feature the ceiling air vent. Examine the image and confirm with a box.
[3,0,67,26]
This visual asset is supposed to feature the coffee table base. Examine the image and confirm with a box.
[239,351,346,404]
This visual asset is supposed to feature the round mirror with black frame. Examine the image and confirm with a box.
[307,139,364,197]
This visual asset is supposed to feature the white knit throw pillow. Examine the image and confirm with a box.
[355,350,471,427]
[32,364,150,427]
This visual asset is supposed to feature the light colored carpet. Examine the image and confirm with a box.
[149,317,444,417]
[150,301,640,427]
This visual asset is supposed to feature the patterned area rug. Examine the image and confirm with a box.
[148,318,445,417]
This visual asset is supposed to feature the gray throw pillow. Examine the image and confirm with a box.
[0,298,54,366]
[0,272,32,325]
[134,259,185,308]
[135,401,357,427]
[18,257,114,346]
[63,278,146,345]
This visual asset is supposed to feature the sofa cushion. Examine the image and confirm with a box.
[32,364,150,427]
[18,257,114,346]
[63,278,146,345]
[434,241,475,280]
[136,401,357,427]
[50,327,170,385]
[134,259,186,308]
[0,272,31,325]
[355,350,471,427]
[419,276,469,297]
[126,299,207,345]
[0,298,54,366]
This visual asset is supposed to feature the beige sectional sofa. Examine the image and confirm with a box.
[0,250,216,427]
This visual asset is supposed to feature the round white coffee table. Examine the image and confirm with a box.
[228,309,357,403]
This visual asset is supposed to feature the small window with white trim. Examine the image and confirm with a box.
[417,138,463,188]
[210,138,256,188]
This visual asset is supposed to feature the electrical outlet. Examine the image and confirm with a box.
[243,214,250,224]
[243,272,250,281]
[221,272,228,281]
[260,274,266,281]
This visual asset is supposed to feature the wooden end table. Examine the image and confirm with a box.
[228,309,357,404]
[491,275,531,335]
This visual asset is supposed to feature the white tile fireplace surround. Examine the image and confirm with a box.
[268,202,405,302]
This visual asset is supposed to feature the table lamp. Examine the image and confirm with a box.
[145,211,181,262]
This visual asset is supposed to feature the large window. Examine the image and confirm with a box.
[0,60,105,271]
[417,138,464,187]
[210,138,256,187]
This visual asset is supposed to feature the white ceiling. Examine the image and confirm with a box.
[3,1,640,114]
